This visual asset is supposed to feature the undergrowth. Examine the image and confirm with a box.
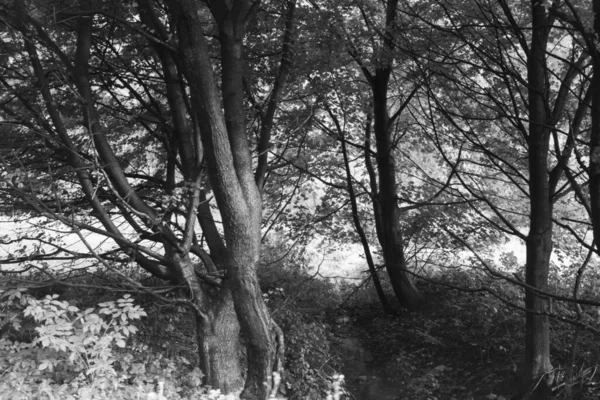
[340,271,600,400]
[5,262,600,399]
[259,261,344,399]
[0,264,348,400]
[0,288,220,400]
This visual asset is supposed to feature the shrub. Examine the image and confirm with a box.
[0,273,348,400]
[259,261,344,399]
[23,293,146,380]
[0,290,232,399]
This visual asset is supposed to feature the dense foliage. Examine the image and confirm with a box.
[2,0,600,399]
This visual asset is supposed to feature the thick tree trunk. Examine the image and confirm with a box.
[170,2,279,398]
[590,1,600,255]
[231,256,276,399]
[224,170,275,399]
[218,10,277,400]
[523,235,553,398]
[196,291,244,394]
[523,2,554,398]
[174,253,245,393]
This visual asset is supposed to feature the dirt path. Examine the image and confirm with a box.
[335,321,402,400]
[336,291,520,400]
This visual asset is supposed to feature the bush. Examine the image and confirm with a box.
[0,289,234,399]
[0,261,350,400]
[259,261,344,399]
[23,294,146,379]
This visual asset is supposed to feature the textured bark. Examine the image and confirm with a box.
[170,2,278,398]
[175,253,245,394]
[196,290,244,393]
[523,2,554,398]
[230,253,275,399]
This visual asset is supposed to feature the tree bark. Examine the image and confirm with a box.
[169,1,278,398]
[196,289,244,393]
[357,0,421,310]
[523,2,554,398]
[371,75,422,310]
[589,1,600,256]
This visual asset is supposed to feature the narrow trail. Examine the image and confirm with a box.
[333,290,521,400]
[334,318,402,400]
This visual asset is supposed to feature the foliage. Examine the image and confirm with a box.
[2,0,600,397]
[259,259,344,399]
[0,287,31,342]
[0,290,232,399]
[341,270,600,399]
[0,267,354,400]
[22,293,146,379]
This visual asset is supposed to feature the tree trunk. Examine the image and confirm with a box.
[351,0,421,311]
[336,108,391,313]
[523,2,554,397]
[170,2,279,398]
[231,256,276,399]
[378,195,422,310]
[589,0,600,255]
[196,291,244,394]
[371,73,422,310]
[523,235,553,398]
[173,252,245,394]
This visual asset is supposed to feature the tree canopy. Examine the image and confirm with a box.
[2,0,600,399]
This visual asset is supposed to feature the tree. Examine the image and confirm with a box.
[167,1,296,397]
[583,0,600,257]
[401,0,591,396]
[523,2,555,396]
[345,0,425,309]
[0,0,297,398]
[303,0,427,310]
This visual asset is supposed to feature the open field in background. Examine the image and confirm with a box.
[3,215,537,278]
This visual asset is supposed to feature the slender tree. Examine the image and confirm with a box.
[523,2,555,396]
[313,0,424,309]
[404,0,589,396]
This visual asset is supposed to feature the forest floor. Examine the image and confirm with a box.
[335,281,600,400]
[9,269,600,399]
